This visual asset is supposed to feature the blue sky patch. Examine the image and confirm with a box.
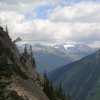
[35,0,98,19]
[35,5,55,19]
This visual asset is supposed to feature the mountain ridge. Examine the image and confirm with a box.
[54,42,98,57]
[48,49,100,100]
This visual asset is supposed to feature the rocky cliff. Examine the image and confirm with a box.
[0,26,49,100]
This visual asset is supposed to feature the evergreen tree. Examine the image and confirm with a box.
[24,44,28,54]
[43,72,54,100]
[55,84,66,100]
[5,25,8,34]
[0,41,13,78]
[43,72,67,100]
[30,45,36,67]
[20,44,30,64]
[30,45,33,58]
[66,94,71,100]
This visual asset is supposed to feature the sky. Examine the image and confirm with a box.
[0,0,100,48]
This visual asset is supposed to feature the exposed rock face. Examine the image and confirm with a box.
[0,27,49,100]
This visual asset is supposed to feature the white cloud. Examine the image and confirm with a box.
[49,1,100,23]
[89,41,100,48]
[0,0,100,48]
[0,0,61,13]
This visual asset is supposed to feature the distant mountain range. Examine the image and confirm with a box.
[17,44,79,74]
[54,42,97,57]
[48,49,100,100]
[17,42,98,75]
[32,46,79,74]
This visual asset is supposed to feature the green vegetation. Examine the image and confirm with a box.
[30,45,36,67]
[54,84,66,100]
[0,90,24,100]
[0,37,25,99]
[49,50,100,100]
[12,63,28,80]
[0,41,28,80]
[20,44,36,68]
[66,94,71,100]
[7,91,24,100]
[0,55,13,78]
[43,73,70,100]
[0,80,12,89]
[0,28,73,100]
[0,41,13,78]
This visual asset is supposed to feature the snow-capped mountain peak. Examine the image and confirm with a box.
[54,42,80,50]
[54,42,97,57]
[54,42,91,50]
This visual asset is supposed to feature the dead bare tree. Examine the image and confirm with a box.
[13,37,22,44]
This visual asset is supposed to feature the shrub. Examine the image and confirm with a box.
[7,91,24,100]
[0,81,12,89]
[0,56,13,78]
[13,64,28,80]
